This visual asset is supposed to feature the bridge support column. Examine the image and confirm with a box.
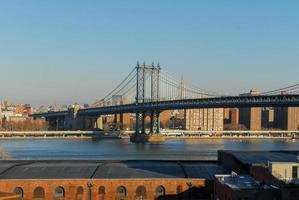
[96,116,103,130]
[119,113,124,130]
[141,112,146,134]
[150,111,160,134]
[135,112,142,134]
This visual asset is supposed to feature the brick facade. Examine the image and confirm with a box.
[0,179,206,200]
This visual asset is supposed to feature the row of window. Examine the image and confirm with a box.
[14,185,175,199]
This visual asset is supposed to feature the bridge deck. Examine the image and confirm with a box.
[31,94,299,118]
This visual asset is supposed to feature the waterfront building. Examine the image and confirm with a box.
[185,108,224,131]
[230,108,239,126]
[274,107,299,131]
[160,111,171,129]
[223,108,230,124]
[0,160,228,200]
[239,90,262,130]
[223,108,239,126]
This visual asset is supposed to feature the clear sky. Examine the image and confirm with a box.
[0,0,298,106]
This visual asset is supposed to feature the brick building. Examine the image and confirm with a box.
[0,160,228,200]
[214,174,280,200]
[218,150,299,200]
[239,90,262,130]
[185,108,224,131]
[274,107,299,131]
[262,108,275,129]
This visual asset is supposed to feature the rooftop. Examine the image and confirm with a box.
[0,160,229,180]
[222,151,299,166]
[216,174,258,189]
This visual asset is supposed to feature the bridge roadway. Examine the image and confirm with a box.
[78,94,299,116]
[32,94,299,118]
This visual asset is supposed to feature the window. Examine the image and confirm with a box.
[292,166,298,179]
[98,186,105,194]
[136,186,146,198]
[77,187,84,194]
[54,186,65,198]
[116,186,126,197]
[155,186,165,197]
[33,187,45,199]
[14,187,24,198]
[176,185,183,194]
[98,186,105,200]
[76,186,84,200]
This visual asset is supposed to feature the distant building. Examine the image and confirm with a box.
[112,95,123,106]
[223,108,239,125]
[9,115,27,122]
[185,108,224,131]
[15,104,25,115]
[239,90,262,130]
[230,108,239,125]
[160,111,171,129]
[1,110,14,121]
[274,107,299,131]
[15,104,33,116]
[262,108,274,129]
[223,108,230,124]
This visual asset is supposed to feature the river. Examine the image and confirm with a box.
[1,138,299,160]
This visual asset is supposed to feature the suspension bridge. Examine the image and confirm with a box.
[31,62,299,141]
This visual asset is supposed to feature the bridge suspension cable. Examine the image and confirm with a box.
[261,83,299,95]
[101,67,136,101]
[159,69,223,99]
[95,62,267,107]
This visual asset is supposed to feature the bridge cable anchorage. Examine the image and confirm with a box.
[261,83,299,95]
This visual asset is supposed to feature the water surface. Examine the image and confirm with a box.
[1,138,299,160]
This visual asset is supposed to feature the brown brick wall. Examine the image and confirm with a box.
[0,178,206,200]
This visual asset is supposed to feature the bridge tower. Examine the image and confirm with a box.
[150,62,161,134]
[135,62,145,134]
[135,62,161,135]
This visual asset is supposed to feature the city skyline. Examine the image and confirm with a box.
[0,1,299,106]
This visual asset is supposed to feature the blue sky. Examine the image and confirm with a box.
[0,0,298,106]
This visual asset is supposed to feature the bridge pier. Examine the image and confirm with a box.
[131,110,164,143]
[46,117,66,131]
[150,111,160,134]
[141,112,146,134]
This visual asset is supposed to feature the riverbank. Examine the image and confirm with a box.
[0,130,298,140]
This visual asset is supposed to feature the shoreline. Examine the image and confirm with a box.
[0,135,295,140]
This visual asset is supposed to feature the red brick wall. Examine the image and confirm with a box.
[0,178,206,200]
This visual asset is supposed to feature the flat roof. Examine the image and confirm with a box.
[222,151,299,166]
[0,160,229,180]
[216,174,258,189]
